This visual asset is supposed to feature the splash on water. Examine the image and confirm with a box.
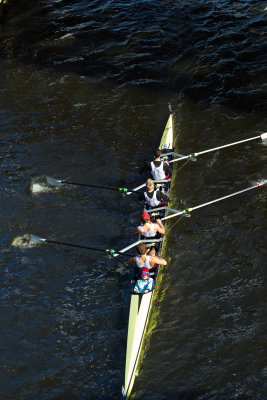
[31,183,53,194]
[256,179,267,186]
[261,132,267,146]
[12,234,42,248]
[31,176,59,194]
[12,234,31,248]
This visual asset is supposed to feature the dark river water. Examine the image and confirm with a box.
[0,1,266,399]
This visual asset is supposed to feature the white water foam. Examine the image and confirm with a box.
[12,234,32,248]
[31,183,54,194]
[261,133,267,145]
[256,179,267,186]
[31,175,63,194]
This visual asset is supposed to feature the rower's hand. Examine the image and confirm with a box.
[155,218,162,226]
[164,160,170,166]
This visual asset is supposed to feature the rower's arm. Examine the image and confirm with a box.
[131,227,140,234]
[155,219,165,235]
[163,162,172,176]
[157,190,170,203]
[151,255,167,266]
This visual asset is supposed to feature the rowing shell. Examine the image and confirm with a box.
[122,114,174,399]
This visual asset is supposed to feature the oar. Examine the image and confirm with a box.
[170,132,267,163]
[161,180,266,221]
[45,176,141,194]
[126,178,172,195]
[29,234,135,256]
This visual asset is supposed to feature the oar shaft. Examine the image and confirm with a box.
[191,184,260,212]
[195,135,261,157]
[126,182,146,194]
[169,155,188,163]
[42,238,135,256]
[161,210,184,221]
[162,182,264,221]
[44,239,108,252]
[62,181,120,191]
[126,179,171,195]
[170,134,262,163]
[52,179,142,194]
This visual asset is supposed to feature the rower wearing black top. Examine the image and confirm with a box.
[139,178,170,209]
[140,149,172,180]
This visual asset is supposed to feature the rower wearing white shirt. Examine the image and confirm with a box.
[139,179,170,208]
[140,149,172,180]
[150,148,171,180]
[132,211,165,238]
[128,242,167,273]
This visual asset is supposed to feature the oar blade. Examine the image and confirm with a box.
[46,176,63,187]
[29,234,46,244]
[261,132,267,140]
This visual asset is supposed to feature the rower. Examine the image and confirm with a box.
[132,211,165,238]
[140,149,172,181]
[139,178,170,210]
[133,268,154,294]
[128,242,167,277]
[151,148,172,181]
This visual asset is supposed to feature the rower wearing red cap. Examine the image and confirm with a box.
[133,268,154,294]
[132,211,165,238]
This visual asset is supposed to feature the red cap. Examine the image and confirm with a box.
[141,212,150,220]
[140,267,150,276]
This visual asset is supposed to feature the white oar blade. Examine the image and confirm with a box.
[260,132,267,140]
[29,234,46,244]
[46,176,63,187]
